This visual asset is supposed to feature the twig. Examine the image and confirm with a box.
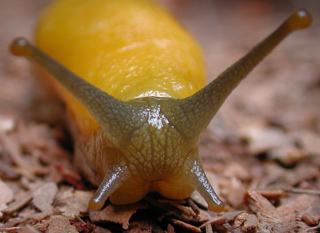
[287,188,320,195]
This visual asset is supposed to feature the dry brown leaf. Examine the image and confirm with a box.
[0,179,14,218]
[240,125,290,154]
[32,182,58,213]
[48,215,78,233]
[18,225,40,233]
[4,189,34,214]
[0,133,29,168]
[268,144,308,166]
[54,165,84,189]
[126,220,153,233]
[226,177,246,208]
[248,190,284,223]
[56,188,92,218]
[33,220,51,232]
[294,130,320,155]
[90,203,148,230]
[277,195,315,222]
[286,164,319,187]
[222,162,251,181]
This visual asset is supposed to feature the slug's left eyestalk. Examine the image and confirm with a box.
[10,38,138,147]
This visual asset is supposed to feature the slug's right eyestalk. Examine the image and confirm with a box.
[176,9,312,137]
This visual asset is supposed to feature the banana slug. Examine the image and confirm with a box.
[10,0,312,212]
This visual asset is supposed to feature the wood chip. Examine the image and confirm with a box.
[204,223,213,233]
[227,177,246,208]
[0,163,20,180]
[54,165,84,189]
[0,179,14,218]
[56,189,92,218]
[294,130,320,155]
[233,212,249,228]
[4,190,33,214]
[288,188,320,195]
[126,220,153,233]
[201,216,225,228]
[0,226,20,232]
[18,225,40,233]
[248,190,284,223]
[48,215,78,233]
[93,226,112,233]
[277,195,315,222]
[170,219,202,233]
[241,125,290,154]
[301,212,320,226]
[268,144,307,166]
[286,164,319,186]
[70,218,96,233]
[257,190,289,199]
[167,224,175,233]
[90,203,148,230]
[259,221,296,233]
[194,209,214,223]
[242,214,258,231]
[0,133,29,168]
[223,211,247,223]
[222,162,250,181]
[32,182,58,213]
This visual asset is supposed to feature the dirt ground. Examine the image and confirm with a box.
[0,0,320,232]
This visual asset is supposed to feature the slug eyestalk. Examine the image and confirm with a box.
[177,9,313,136]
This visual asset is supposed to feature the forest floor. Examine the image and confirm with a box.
[0,0,319,232]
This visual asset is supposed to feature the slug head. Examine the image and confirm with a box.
[10,9,312,212]
[86,97,225,211]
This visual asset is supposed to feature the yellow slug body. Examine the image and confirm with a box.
[36,0,205,137]
[11,0,311,212]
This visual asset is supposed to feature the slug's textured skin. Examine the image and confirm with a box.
[36,0,205,136]
[35,0,213,210]
[11,0,312,212]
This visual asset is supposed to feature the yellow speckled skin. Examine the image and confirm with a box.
[35,0,206,136]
